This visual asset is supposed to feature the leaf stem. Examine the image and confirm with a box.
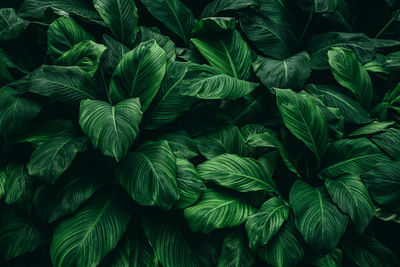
[375,11,399,38]
[299,10,313,42]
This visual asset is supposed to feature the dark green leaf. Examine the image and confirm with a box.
[4,164,35,204]
[259,0,295,30]
[138,26,176,63]
[192,17,236,36]
[0,8,29,42]
[160,129,198,159]
[372,129,400,160]
[294,0,338,13]
[200,0,259,18]
[348,121,395,137]
[217,232,255,267]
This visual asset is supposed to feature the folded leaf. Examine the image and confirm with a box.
[184,189,255,233]
[115,140,179,210]
[328,47,373,109]
[197,153,277,192]
[50,192,131,267]
[245,197,290,249]
[275,88,328,161]
[109,40,166,110]
[94,0,138,47]
[290,180,348,252]
[79,98,143,161]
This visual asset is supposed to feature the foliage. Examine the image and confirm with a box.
[1,0,400,266]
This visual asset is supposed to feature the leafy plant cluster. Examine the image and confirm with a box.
[1,0,400,266]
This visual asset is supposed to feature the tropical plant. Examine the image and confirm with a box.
[0,0,400,266]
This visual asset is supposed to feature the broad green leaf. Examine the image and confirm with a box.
[192,17,236,36]
[200,0,259,18]
[294,0,338,13]
[0,8,29,42]
[175,158,206,209]
[310,247,343,267]
[79,98,142,161]
[375,207,400,224]
[253,51,311,89]
[0,171,5,199]
[144,61,193,129]
[245,197,290,249]
[240,10,297,60]
[9,65,100,106]
[34,171,99,223]
[0,87,42,140]
[341,234,398,267]
[217,232,255,267]
[258,220,304,267]
[320,138,389,178]
[194,124,248,159]
[197,153,277,192]
[259,0,295,30]
[326,174,375,233]
[275,88,328,161]
[307,32,376,70]
[50,192,131,267]
[317,85,371,124]
[109,40,166,111]
[47,16,94,59]
[138,26,176,63]
[0,210,46,260]
[143,215,215,267]
[4,164,35,204]
[328,47,373,109]
[160,129,198,159]
[191,30,252,79]
[246,132,301,177]
[140,0,196,44]
[19,0,99,20]
[361,161,400,213]
[27,130,87,184]
[184,189,255,233]
[348,121,395,137]
[54,40,106,75]
[94,0,138,47]
[289,180,348,252]
[372,129,400,160]
[115,140,179,210]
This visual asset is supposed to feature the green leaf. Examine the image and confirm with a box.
[217,232,255,267]
[348,121,395,137]
[191,30,252,79]
[0,171,5,199]
[375,207,400,224]
[0,87,42,140]
[275,88,328,161]
[19,0,99,20]
[192,17,236,36]
[320,138,390,178]
[294,0,338,13]
[307,32,376,70]
[289,180,348,252]
[246,132,301,177]
[144,61,193,130]
[115,140,179,210]
[9,65,100,106]
[4,164,35,204]
[361,161,400,213]
[197,153,277,192]
[253,51,311,89]
[341,233,398,267]
[310,247,343,267]
[184,189,255,233]
[50,192,131,267]
[245,197,290,249]
[94,0,138,47]
[194,124,248,159]
[0,209,46,260]
[0,8,29,42]
[317,85,371,124]
[138,26,176,63]
[79,98,142,161]
[240,10,297,60]
[109,40,166,111]
[326,174,375,233]
[140,0,196,44]
[200,0,259,18]
[328,47,373,109]
[258,220,304,267]
[27,130,87,184]
[34,170,100,223]
[174,158,206,209]
[160,129,198,159]
[47,16,94,60]
[259,0,295,30]
[54,40,106,75]
[372,129,400,160]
